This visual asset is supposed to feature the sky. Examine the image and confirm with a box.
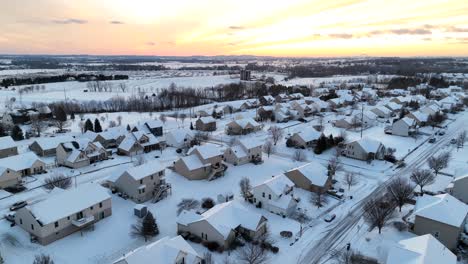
[0,0,467,57]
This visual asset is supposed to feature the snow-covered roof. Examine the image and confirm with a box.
[229,145,247,159]
[32,135,75,150]
[410,194,468,227]
[189,145,224,160]
[386,234,456,264]
[352,137,383,153]
[179,155,210,171]
[198,116,216,124]
[124,162,165,181]
[292,129,321,142]
[409,111,429,123]
[229,118,260,129]
[291,161,329,187]
[116,236,201,264]
[0,136,16,149]
[27,184,110,225]
[118,136,139,152]
[178,201,264,239]
[373,106,391,114]
[257,174,294,196]
[386,102,402,111]
[167,129,194,144]
[144,120,163,129]
[400,117,417,126]
[239,137,263,150]
[0,152,43,171]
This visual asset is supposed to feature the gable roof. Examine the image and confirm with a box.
[289,161,329,187]
[124,162,165,181]
[386,235,456,264]
[292,129,321,143]
[0,152,43,171]
[0,136,16,149]
[179,155,210,171]
[352,138,383,153]
[239,138,263,150]
[32,135,75,151]
[410,194,468,227]
[256,174,294,196]
[189,145,224,160]
[27,184,110,225]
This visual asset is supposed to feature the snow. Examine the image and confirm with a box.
[258,174,294,196]
[124,162,164,181]
[180,155,210,171]
[27,183,110,225]
[354,137,383,153]
[31,135,75,151]
[408,194,468,227]
[0,152,43,171]
[293,161,329,187]
[0,136,16,149]
[188,145,224,160]
[386,234,457,264]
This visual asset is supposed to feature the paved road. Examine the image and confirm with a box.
[298,117,464,264]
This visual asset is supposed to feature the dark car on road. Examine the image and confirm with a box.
[325,214,336,222]
[9,201,27,211]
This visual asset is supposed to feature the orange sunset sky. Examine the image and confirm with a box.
[0,0,467,56]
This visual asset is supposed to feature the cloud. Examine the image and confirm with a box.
[110,21,124,25]
[229,26,245,30]
[146,42,156,46]
[389,29,431,35]
[446,26,468,33]
[328,33,353,39]
[51,18,88,24]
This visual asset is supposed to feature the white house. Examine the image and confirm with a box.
[252,174,298,217]
[392,117,417,137]
[166,129,194,148]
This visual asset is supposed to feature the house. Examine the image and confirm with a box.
[15,183,112,245]
[274,105,294,123]
[0,167,21,189]
[177,201,268,249]
[259,95,275,106]
[166,129,194,149]
[305,97,328,112]
[392,117,417,137]
[224,138,263,165]
[390,96,412,106]
[354,111,377,128]
[108,162,167,203]
[225,118,261,135]
[29,135,75,156]
[289,93,304,100]
[292,103,314,117]
[240,100,258,110]
[0,152,46,177]
[174,145,226,181]
[118,131,163,156]
[188,145,224,168]
[420,104,440,116]
[114,236,202,264]
[385,102,402,112]
[287,129,321,149]
[343,138,385,161]
[252,174,297,217]
[92,127,127,148]
[0,136,18,158]
[56,139,108,169]
[334,117,355,129]
[285,161,332,193]
[371,106,392,118]
[406,111,429,126]
[275,93,289,103]
[407,194,468,250]
[386,234,457,264]
[195,117,216,132]
[173,155,212,180]
[144,120,164,137]
[449,174,468,204]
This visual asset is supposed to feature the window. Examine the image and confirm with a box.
[20,219,23,225]
[434,231,440,238]
[142,188,145,193]
[150,175,154,180]
[90,206,94,210]
[55,222,59,228]
[262,192,265,198]
[31,224,34,230]
[140,179,143,184]
[99,202,103,208]
[159,171,164,176]
[67,216,70,220]
[268,194,271,200]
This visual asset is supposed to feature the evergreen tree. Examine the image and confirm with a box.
[126,124,131,131]
[84,119,94,132]
[94,118,103,133]
[314,135,327,154]
[131,211,159,242]
[10,125,24,141]
[54,106,67,122]
[190,122,194,130]
[327,134,335,147]
[0,123,7,137]
[70,112,75,120]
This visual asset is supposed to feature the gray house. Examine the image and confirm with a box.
[29,135,75,156]
[285,161,332,193]
[0,136,18,158]
[343,138,385,161]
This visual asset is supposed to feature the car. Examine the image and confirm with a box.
[450,138,457,144]
[9,201,27,211]
[428,137,436,143]
[438,130,445,136]
[324,214,336,222]
[4,212,15,223]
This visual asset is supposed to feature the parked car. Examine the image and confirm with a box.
[9,201,27,211]
[428,137,436,143]
[450,138,457,144]
[438,130,445,136]
[324,214,336,222]
[4,212,15,223]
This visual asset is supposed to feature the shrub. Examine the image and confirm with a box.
[260,241,272,250]
[188,234,202,243]
[280,231,293,238]
[203,241,221,252]
[393,221,408,232]
[201,197,215,209]
[271,246,279,253]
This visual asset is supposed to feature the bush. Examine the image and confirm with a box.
[384,155,397,163]
[393,221,408,232]
[271,246,279,253]
[201,197,215,209]
[260,241,272,250]
[188,234,202,243]
[203,241,221,252]
[280,231,293,238]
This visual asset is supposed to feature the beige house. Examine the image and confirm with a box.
[252,174,297,217]
[392,117,417,137]
[371,106,392,118]
[173,155,212,180]
[174,145,226,181]
[407,194,468,250]
[56,140,108,169]
[118,132,163,156]
[224,138,263,165]
[0,152,46,177]
[108,162,167,203]
[287,129,321,149]
[29,135,75,156]
[15,183,112,245]
[0,167,21,189]
[343,138,385,161]
[87,127,127,148]
[166,129,194,149]
[225,118,261,135]
[114,236,203,264]
[259,95,275,105]
[177,201,268,249]
[195,117,216,132]
[285,161,332,193]
[386,234,457,264]
[0,136,18,158]
[449,174,468,204]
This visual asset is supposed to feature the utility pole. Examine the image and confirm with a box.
[360,103,364,139]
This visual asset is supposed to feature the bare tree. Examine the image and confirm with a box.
[177,198,200,215]
[269,126,283,145]
[159,114,167,125]
[263,140,275,158]
[457,130,466,149]
[239,177,252,201]
[410,169,435,194]
[133,155,146,166]
[427,151,451,175]
[116,115,123,126]
[78,121,85,133]
[290,211,311,236]
[310,189,327,208]
[387,177,414,212]
[179,113,187,128]
[33,254,54,264]
[236,242,269,264]
[344,172,359,190]
[363,196,395,234]
[293,149,306,162]
[44,173,72,190]
[119,82,127,93]
[327,157,342,177]
[30,115,46,137]
[108,120,117,128]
